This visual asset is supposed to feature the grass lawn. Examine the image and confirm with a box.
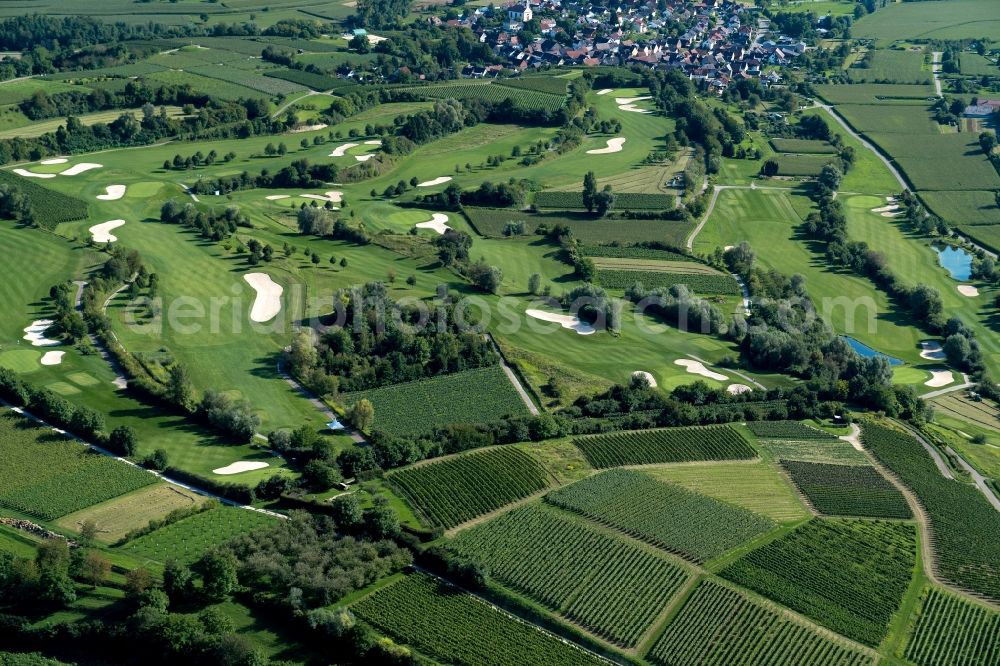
[852,0,1000,45]
[643,461,811,523]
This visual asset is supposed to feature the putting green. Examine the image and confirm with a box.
[0,349,41,373]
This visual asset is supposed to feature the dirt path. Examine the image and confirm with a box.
[931,51,943,97]
[488,333,539,416]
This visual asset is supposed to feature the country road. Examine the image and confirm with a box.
[931,51,943,97]
[813,103,908,191]
[947,446,1000,512]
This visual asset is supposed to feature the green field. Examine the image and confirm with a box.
[448,503,691,648]
[721,518,916,646]
[352,573,608,666]
[387,447,549,529]
[649,579,876,666]
[852,0,1000,44]
[847,49,930,85]
[343,366,529,436]
[546,469,776,563]
[56,484,207,544]
[574,425,756,468]
[0,409,155,521]
[774,153,839,177]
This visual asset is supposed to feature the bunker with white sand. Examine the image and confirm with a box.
[13,168,54,179]
[40,351,65,366]
[587,138,626,155]
[244,273,283,323]
[417,176,452,187]
[329,142,358,157]
[674,359,727,381]
[97,185,126,200]
[60,163,102,176]
[632,371,657,387]
[525,309,596,335]
[23,320,60,346]
[414,213,451,234]
[89,220,126,243]
[213,461,270,475]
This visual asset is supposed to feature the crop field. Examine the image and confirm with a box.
[146,70,264,100]
[648,579,876,666]
[582,245,691,261]
[959,53,999,77]
[387,447,549,529]
[0,410,155,521]
[904,587,1000,666]
[720,518,916,646]
[930,394,1000,434]
[401,81,566,113]
[836,104,937,135]
[56,484,207,544]
[495,76,570,96]
[343,366,528,436]
[852,0,1000,44]
[574,425,756,468]
[960,224,1000,254]
[117,506,276,565]
[768,138,837,154]
[187,65,306,95]
[861,423,1000,602]
[747,421,837,440]
[0,78,89,105]
[43,62,168,80]
[775,153,839,176]
[533,191,676,210]
[546,469,776,562]
[645,462,810,523]
[874,134,1000,191]
[814,84,935,105]
[847,49,931,85]
[592,258,739,294]
[922,190,1000,228]
[265,69,343,91]
[448,503,690,647]
[463,208,694,245]
[0,170,89,228]
[780,461,911,518]
[352,573,607,666]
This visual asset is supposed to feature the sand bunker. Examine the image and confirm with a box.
[40,350,65,366]
[265,194,290,200]
[880,211,902,218]
[727,383,752,394]
[23,320,60,346]
[97,185,126,200]
[291,123,327,133]
[364,139,382,146]
[619,104,651,114]
[329,142,358,157]
[871,205,899,213]
[300,190,342,203]
[925,369,953,388]
[615,96,651,105]
[60,163,102,176]
[958,285,979,297]
[417,176,453,187]
[674,359,727,381]
[920,341,946,360]
[355,154,374,162]
[525,309,596,335]
[615,96,652,114]
[587,137,626,155]
[632,371,657,387]
[414,213,451,234]
[13,168,55,179]
[596,89,613,95]
[89,219,125,243]
[40,158,67,165]
[213,461,269,475]
[244,273,283,323]
[885,196,897,203]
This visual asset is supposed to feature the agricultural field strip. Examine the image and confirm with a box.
[573,424,757,468]
[447,502,692,648]
[386,446,549,529]
[720,518,917,647]
[589,258,722,274]
[903,586,1000,666]
[780,460,912,519]
[545,469,777,564]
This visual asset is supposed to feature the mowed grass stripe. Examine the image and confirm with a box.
[574,424,755,468]
[387,447,549,529]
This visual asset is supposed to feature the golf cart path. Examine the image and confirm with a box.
[73,279,129,390]
[921,374,973,399]
[946,446,1000,511]
[276,358,366,444]
[488,333,539,415]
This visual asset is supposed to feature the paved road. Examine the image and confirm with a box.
[488,334,539,415]
[814,104,909,191]
[947,446,1000,511]
[271,91,331,119]
[685,185,723,250]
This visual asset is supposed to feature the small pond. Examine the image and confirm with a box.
[841,336,903,366]
[932,243,973,281]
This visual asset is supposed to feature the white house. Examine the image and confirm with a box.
[508,3,533,22]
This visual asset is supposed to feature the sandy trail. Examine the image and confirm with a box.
[23,320,60,346]
[525,309,596,335]
[244,273,283,322]
[417,176,453,187]
[924,369,953,388]
[60,163,102,176]
[89,219,125,243]
[919,341,945,360]
[587,137,626,154]
[13,168,54,178]
[329,142,358,157]
[674,358,727,381]
[40,351,65,366]
[632,371,657,387]
[213,461,269,475]
[415,213,451,234]
[957,285,979,297]
[97,185,126,200]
